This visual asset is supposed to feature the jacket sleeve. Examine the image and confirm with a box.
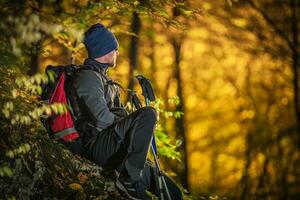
[73,70,115,129]
[111,88,128,120]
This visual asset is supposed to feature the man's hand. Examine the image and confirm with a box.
[110,107,128,122]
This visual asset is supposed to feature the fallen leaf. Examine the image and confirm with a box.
[77,172,88,183]
[69,183,83,191]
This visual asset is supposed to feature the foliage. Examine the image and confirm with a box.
[0,0,196,198]
[0,48,184,200]
[0,0,194,64]
[0,67,68,127]
[1,0,300,199]
[153,97,183,161]
[0,66,128,199]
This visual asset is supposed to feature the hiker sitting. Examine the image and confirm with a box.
[57,23,182,200]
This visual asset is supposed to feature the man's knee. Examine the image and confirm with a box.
[140,107,157,123]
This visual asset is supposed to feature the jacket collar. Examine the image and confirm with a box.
[83,58,110,73]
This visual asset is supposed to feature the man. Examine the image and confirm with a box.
[64,23,182,200]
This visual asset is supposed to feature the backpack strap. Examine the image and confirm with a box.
[77,65,116,97]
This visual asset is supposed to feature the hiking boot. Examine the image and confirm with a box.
[115,175,151,200]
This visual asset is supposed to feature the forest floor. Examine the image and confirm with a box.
[0,132,131,199]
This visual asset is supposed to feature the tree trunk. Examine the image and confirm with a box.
[247,0,300,139]
[290,0,300,147]
[238,63,255,200]
[238,132,252,200]
[277,134,289,200]
[256,154,269,198]
[171,38,189,190]
[127,11,141,94]
[148,29,159,93]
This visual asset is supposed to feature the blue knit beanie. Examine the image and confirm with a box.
[84,23,119,59]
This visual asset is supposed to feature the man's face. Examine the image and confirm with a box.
[95,49,119,67]
[110,49,119,67]
[105,49,119,67]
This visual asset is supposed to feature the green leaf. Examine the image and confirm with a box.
[24,144,31,151]
[36,86,42,95]
[3,166,13,177]
[5,151,15,158]
[134,0,140,7]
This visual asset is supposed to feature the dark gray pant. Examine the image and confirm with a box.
[87,107,157,181]
[62,107,182,199]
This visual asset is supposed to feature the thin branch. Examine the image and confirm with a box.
[246,0,294,51]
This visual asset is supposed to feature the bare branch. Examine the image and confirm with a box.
[246,0,294,51]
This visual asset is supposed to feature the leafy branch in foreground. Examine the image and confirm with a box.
[152,97,183,161]
[0,66,128,199]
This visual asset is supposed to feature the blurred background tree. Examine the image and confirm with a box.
[1,0,300,199]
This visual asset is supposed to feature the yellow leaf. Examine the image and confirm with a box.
[45,107,52,116]
[134,0,140,7]
[24,144,31,151]
[69,183,83,191]
[12,89,18,98]
[50,105,57,114]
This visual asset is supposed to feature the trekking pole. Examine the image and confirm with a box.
[136,75,172,200]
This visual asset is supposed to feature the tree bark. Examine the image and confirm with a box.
[171,38,189,190]
[256,154,269,198]
[290,0,300,147]
[238,131,252,200]
[127,11,141,94]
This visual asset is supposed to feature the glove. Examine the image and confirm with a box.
[110,107,128,122]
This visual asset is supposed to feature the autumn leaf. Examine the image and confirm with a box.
[77,172,88,183]
[69,183,83,191]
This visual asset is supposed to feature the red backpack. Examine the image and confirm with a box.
[41,65,79,141]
